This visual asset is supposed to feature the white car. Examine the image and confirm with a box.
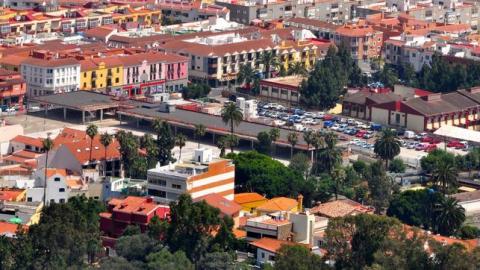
[315,112,325,119]
[294,124,305,131]
[304,112,315,118]
[347,118,355,125]
[302,118,315,125]
[331,124,341,131]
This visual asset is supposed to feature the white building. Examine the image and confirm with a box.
[147,148,235,203]
[26,168,71,205]
[21,57,80,97]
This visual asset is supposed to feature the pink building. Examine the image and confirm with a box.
[119,52,188,97]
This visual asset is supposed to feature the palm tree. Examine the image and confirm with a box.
[374,129,401,168]
[316,132,341,175]
[152,118,163,142]
[434,197,465,236]
[100,132,113,178]
[260,51,279,79]
[237,64,256,88]
[287,132,298,158]
[311,132,326,175]
[269,128,280,155]
[303,130,314,157]
[432,160,458,194]
[331,166,346,200]
[86,124,98,164]
[217,136,228,158]
[194,124,206,149]
[288,62,308,76]
[42,136,54,205]
[175,133,187,161]
[221,103,243,152]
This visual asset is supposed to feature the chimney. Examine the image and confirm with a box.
[297,194,303,212]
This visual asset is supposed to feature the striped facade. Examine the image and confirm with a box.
[147,157,235,203]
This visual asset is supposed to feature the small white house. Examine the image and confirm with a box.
[250,237,310,266]
[26,168,71,205]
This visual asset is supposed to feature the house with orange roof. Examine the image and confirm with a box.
[234,192,268,214]
[333,20,383,61]
[194,193,242,228]
[250,237,311,266]
[256,196,302,216]
[0,188,26,202]
[310,199,374,218]
[99,196,170,240]
[0,221,28,237]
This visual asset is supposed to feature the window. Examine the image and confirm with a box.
[149,177,167,186]
[59,199,65,203]
[47,69,53,74]
[59,188,65,192]
[27,197,32,202]
[148,189,166,198]
[54,177,60,182]
[50,199,55,204]
[172,184,182,189]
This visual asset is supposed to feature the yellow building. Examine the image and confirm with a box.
[278,40,319,73]
[112,6,161,26]
[234,192,268,214]
[80,57,123,91]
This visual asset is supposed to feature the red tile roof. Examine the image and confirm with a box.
[250,237,308,253]
[11,135,44,148]
[194,193,242,216]
[0,221,27,236]
[257,197,298,212]
[107,196,170,217]
[21,57,79,67]
[0,189,24,201]
[234,192,267,204]
[310,199,373,218]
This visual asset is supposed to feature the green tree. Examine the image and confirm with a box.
[100,132,113,177]
[194,124,206,149]
[181,83,211,99]
[140,133,159,169]
[86,123,99,163]
[260,51,279,79]
[287,132,298,158]
[387,189,438,228]
[375,65,399,88]
[457,225,480,240]
[367,161,394,214]
[269,128,280,155]
[274,244,324,270]
[289,153,310,179]
[146,249,193,270]
[389,158,406,173]
[197,251,234,270]
[221,102,243,152]
[116,130,140,177]
[255,131,272,155]
[325,214,403,270]
[237,64,256,88]
[434,197,465,236]
[374,129,401,168]
[432,157,458,194]
[115,234,159,262]
[175,133,187,162]
[152,119,175,166]
[0,236,14,269]
[42,136,54,205]
[421,149,455,174]
[331,166,346,200]
[217,136,228,157]
[313,132,341,175]
[288,62,308,76]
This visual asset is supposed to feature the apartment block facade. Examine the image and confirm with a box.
[147,149,235,204]
[0,69,26,109]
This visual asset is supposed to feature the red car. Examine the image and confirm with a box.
[421,136,441,144]
[447,140,465,148]
[323,114,334,121]
[425,144,437,152]
[356,131,367,138]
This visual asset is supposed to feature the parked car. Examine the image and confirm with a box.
[363,133,373,139]
[356,130,367,138]
[315,112,325,119]
[425,144,437,152]
[404,130,415,139]
[421,136,441,144]
[304,112,315,118]
[370,123,382,131]
[331,124,341,131]
[415,143,428,151]
[407,142,418,149]
[323,114,334,121]
[347,118,355,125]
[323,121,334,128]
[447,140,464,148]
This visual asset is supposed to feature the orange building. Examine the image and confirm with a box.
[333,20,383,60]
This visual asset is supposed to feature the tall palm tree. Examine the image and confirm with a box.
[175,133,187,161]
[434,197,465,236]
[237,64,256,88]
[331,166,346,200]
[288,62,308,76]
[303,130,315,161]
[316,132,341,175]
[194,124,206,149]
[287,132,298,158]
[260,51,279,79]
[269,128,280,155]
[311,132,326,175]
[221,103,243,153]
[42,136,54,205]
[100,132,113,178]
[432,160,458,194]
[374,129,401,168]
[86,124,98,164]
[217,136,228,158]
[152,118,163,142]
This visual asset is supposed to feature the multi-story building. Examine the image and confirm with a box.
[160,31,324,87]
[21,55,80,96]
[333,20,384,61]
[159,1,230,23]
[0,69,26,110]
[283,17,340,40]
[259,75,304,105]
[100,196,170,238]
[147,148,235,204]
[79,57,124,92]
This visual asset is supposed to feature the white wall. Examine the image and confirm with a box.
[256,248,276,266]
[21,63,80,96]
[407,114,425,132]
[289,212,315,245]
[371,107,390,126]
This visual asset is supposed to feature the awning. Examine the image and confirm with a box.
[433,125,480,144]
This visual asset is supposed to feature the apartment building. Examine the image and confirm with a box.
[160,31,323,87]
[0,69,26,109]
[159,1,230,23]
[283,17,340,40]
[259,75,304,105]
[21,56,80,97]
[147,148,235,204]
[333,21,383,60]
[79,57,124,92]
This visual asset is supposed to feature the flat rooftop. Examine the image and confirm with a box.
[261,75,305,88]
[30,91,120,111]
[118,107,308,147]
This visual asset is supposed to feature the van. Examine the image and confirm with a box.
[404,130,415,139]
